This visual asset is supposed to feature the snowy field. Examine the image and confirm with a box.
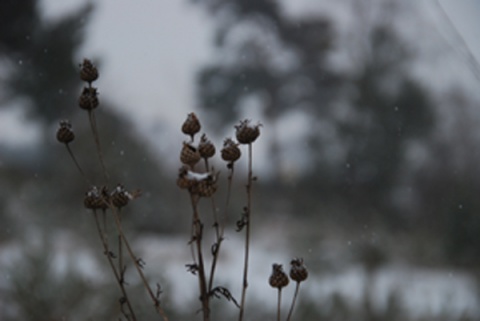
[1,228,478,319]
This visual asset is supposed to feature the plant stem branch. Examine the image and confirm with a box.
[110,206,169,321]
[65,143,90,185]
[93,210,137,321]
[238,143,253,321]
[277,289,282,321]
[207,164,234,293]
[190,193,210,321]
[87,109,109,184]
[286,282,301,321]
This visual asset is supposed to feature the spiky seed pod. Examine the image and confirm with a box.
[78,87,99,110]
[80,59,99,83]
[56,120,75,144]
[269,264,289,289]
[177,166,196,189]
[198,134,216,159]
[181,113,201,140]
[180,142,201,167]
[290,258,308,282]
[84,186,109,210]
[194,176,217,197]
[110,184,130,208]
[221,138,241,163]
[235,119,261,144]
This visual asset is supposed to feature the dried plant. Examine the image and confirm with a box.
[56,59,308,321]
[57,59,168,321]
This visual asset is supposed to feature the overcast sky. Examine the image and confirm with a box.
[2,0,480,169]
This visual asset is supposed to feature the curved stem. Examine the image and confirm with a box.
[190,193,210,321]
[207,163,235,293]
[92,209,137,320]
[87,109,109,184]
[65,143,90,185]
[110,206,169,321]
[286,282,301,321]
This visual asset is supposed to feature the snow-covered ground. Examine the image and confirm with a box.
[1,228,478,318]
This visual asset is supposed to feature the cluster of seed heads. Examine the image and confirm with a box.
[78,59,100,111]
[269,258,308,289]
[84,184,139,210]
[56,59,100,144]
[56,59,141,212]
[178,113,261,197]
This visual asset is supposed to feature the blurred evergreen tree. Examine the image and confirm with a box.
[0,0,93,123]
[194,0,434,219]
[0,0,177,235]
[193,0,339,174]
[333,21,434,214]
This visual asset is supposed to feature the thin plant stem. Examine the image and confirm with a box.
[286,282,301,321]
[65,143,90,185]
[87,109,109,184]
[92,209,137,321]
[205,159,233,293]
[110,206,169,321]
[221,163,235,235]
[118,209,125,282]
[238,143,253,321]
[189,193,210,321]
[277,289,282,321]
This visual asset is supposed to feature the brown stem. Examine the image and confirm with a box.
[118,209,124,282]
[238,143,253,321]
[189,193,210,321]
[286,282,301,321]
[92,209,137,320]
[207,162,235,293]
[65,143,90,185]
[87,109,109,184]
[277,289,282,321]
[110,206,169,321]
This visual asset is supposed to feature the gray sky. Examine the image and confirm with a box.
[2,0,480,166]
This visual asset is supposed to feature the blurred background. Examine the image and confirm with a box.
[1,0,480,320]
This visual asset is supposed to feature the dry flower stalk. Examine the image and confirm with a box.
[57,58,308,321]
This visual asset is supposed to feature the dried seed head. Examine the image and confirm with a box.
[198,134,216,159]
[110,184,130,208]
[191,174,217,197]
[235,119,261,144]
[177,166,196,189]
[180,142,201,167]
[177,166,218,197]
[181,113,201,140]
[289,258,308,283]
[269,263,289,289]
[56,120,75,144]
[78,87,99,110]
[221,138,241,163]
[80,59,99,83]
[84,186,109,210]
